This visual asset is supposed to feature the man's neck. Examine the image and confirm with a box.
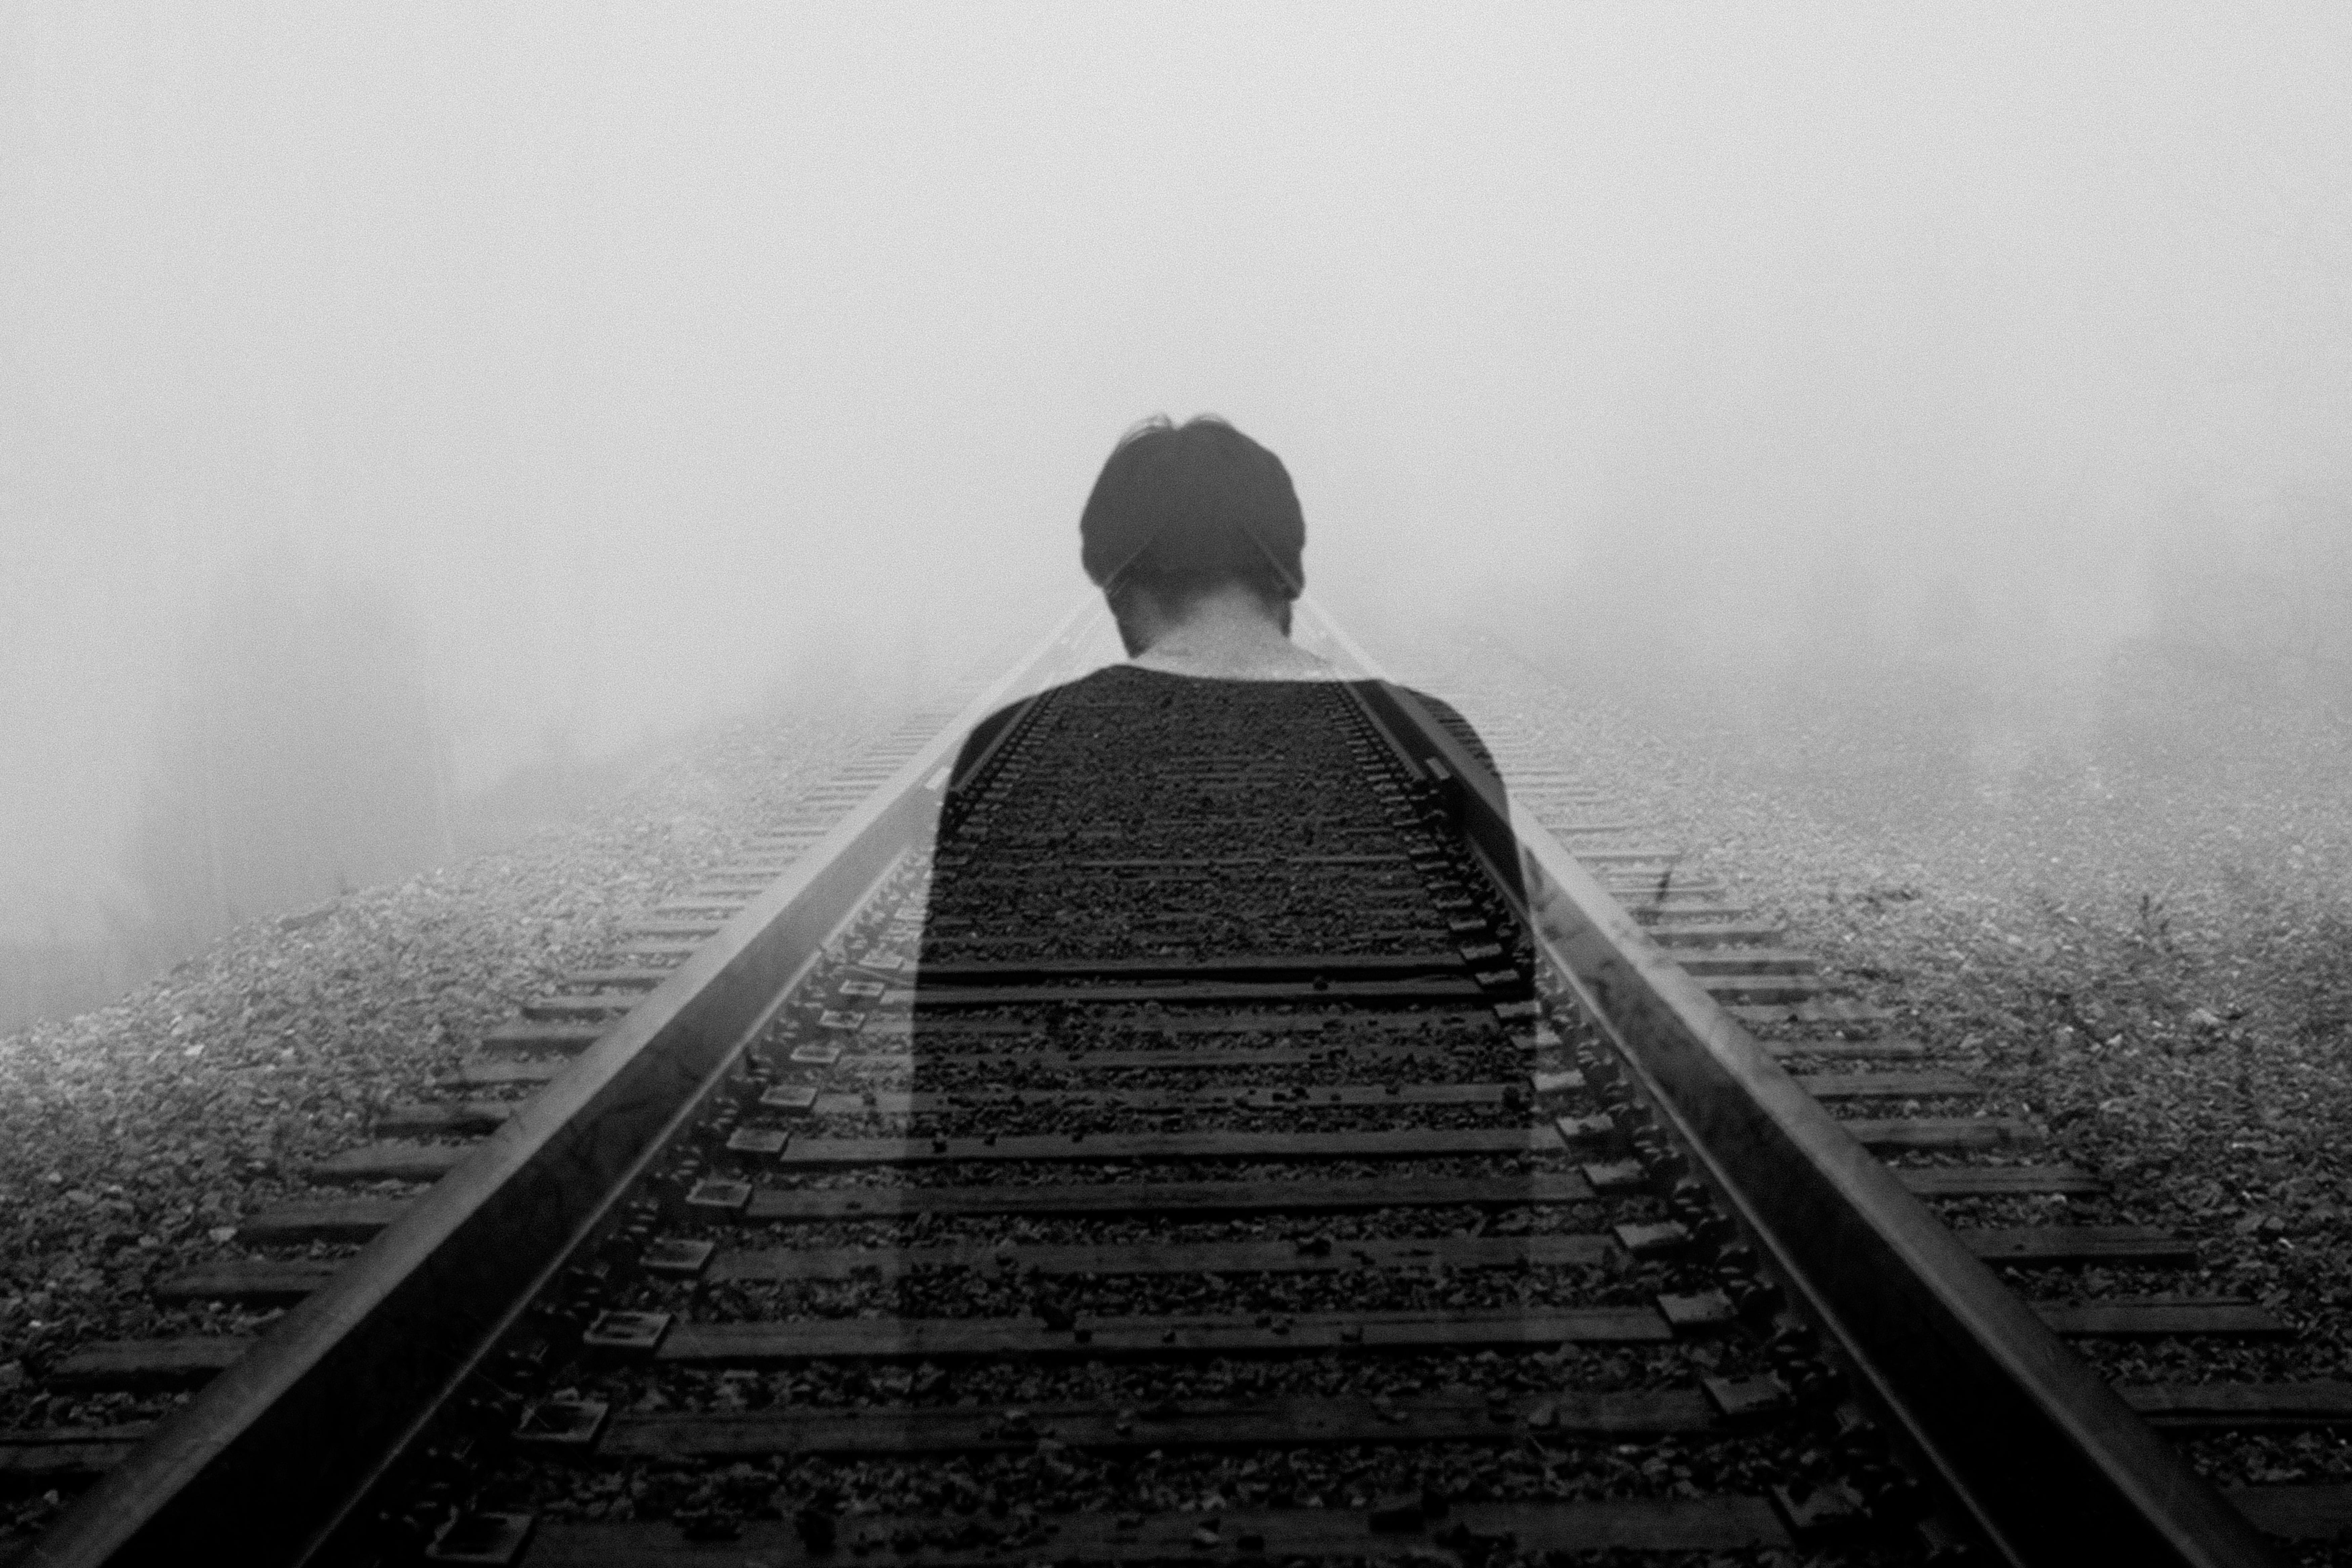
[1125,584,1336,680]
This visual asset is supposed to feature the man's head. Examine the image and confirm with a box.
[1081,416,1306,625]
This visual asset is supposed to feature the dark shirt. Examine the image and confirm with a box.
[918,661,1514,977]
[892,663,1532,1358]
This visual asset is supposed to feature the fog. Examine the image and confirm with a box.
[6,5,2349,1020]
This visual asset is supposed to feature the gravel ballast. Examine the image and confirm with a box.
[0,696,890,1533]
[1383,622,2352,1562]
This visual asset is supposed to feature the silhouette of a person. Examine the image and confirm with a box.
[924,415,1519,933]
[902,414,1531,1354]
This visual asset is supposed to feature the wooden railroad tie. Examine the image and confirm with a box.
[654,1306,1677,1364]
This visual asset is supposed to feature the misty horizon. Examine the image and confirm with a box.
[6,5,2349,1013]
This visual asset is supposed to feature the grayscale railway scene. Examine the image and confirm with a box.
[4,9,2350,1568]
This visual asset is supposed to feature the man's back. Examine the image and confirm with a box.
[920,665,1512,954]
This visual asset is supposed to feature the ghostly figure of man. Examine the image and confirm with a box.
[899,416,1535,1416]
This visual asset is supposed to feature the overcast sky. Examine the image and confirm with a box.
[5,4,2348,935]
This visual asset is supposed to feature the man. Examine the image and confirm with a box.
[915,409,1523,1065]
[841,415,1541,1502]
[934,413,1508,798]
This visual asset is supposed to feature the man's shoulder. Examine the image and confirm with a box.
[947,667,1129,786]
[1376,683,1500,777]
[968,665,1123,729]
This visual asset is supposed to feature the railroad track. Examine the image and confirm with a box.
[5,602,2334,1567]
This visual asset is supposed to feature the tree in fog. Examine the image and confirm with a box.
[2155,493,2352,702]
[130,561,449,946]
[2102,491,2352,765]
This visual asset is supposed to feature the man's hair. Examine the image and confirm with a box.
[1080,415,1305,605]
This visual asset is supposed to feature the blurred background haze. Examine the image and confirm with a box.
[5,3,2349,1023]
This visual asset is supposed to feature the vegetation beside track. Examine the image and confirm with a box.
[0,700,875,1537]
[1463,627,2352,1559]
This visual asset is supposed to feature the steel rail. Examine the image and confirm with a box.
[1299,598,2274,1568]
[27,604,1102,1568]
